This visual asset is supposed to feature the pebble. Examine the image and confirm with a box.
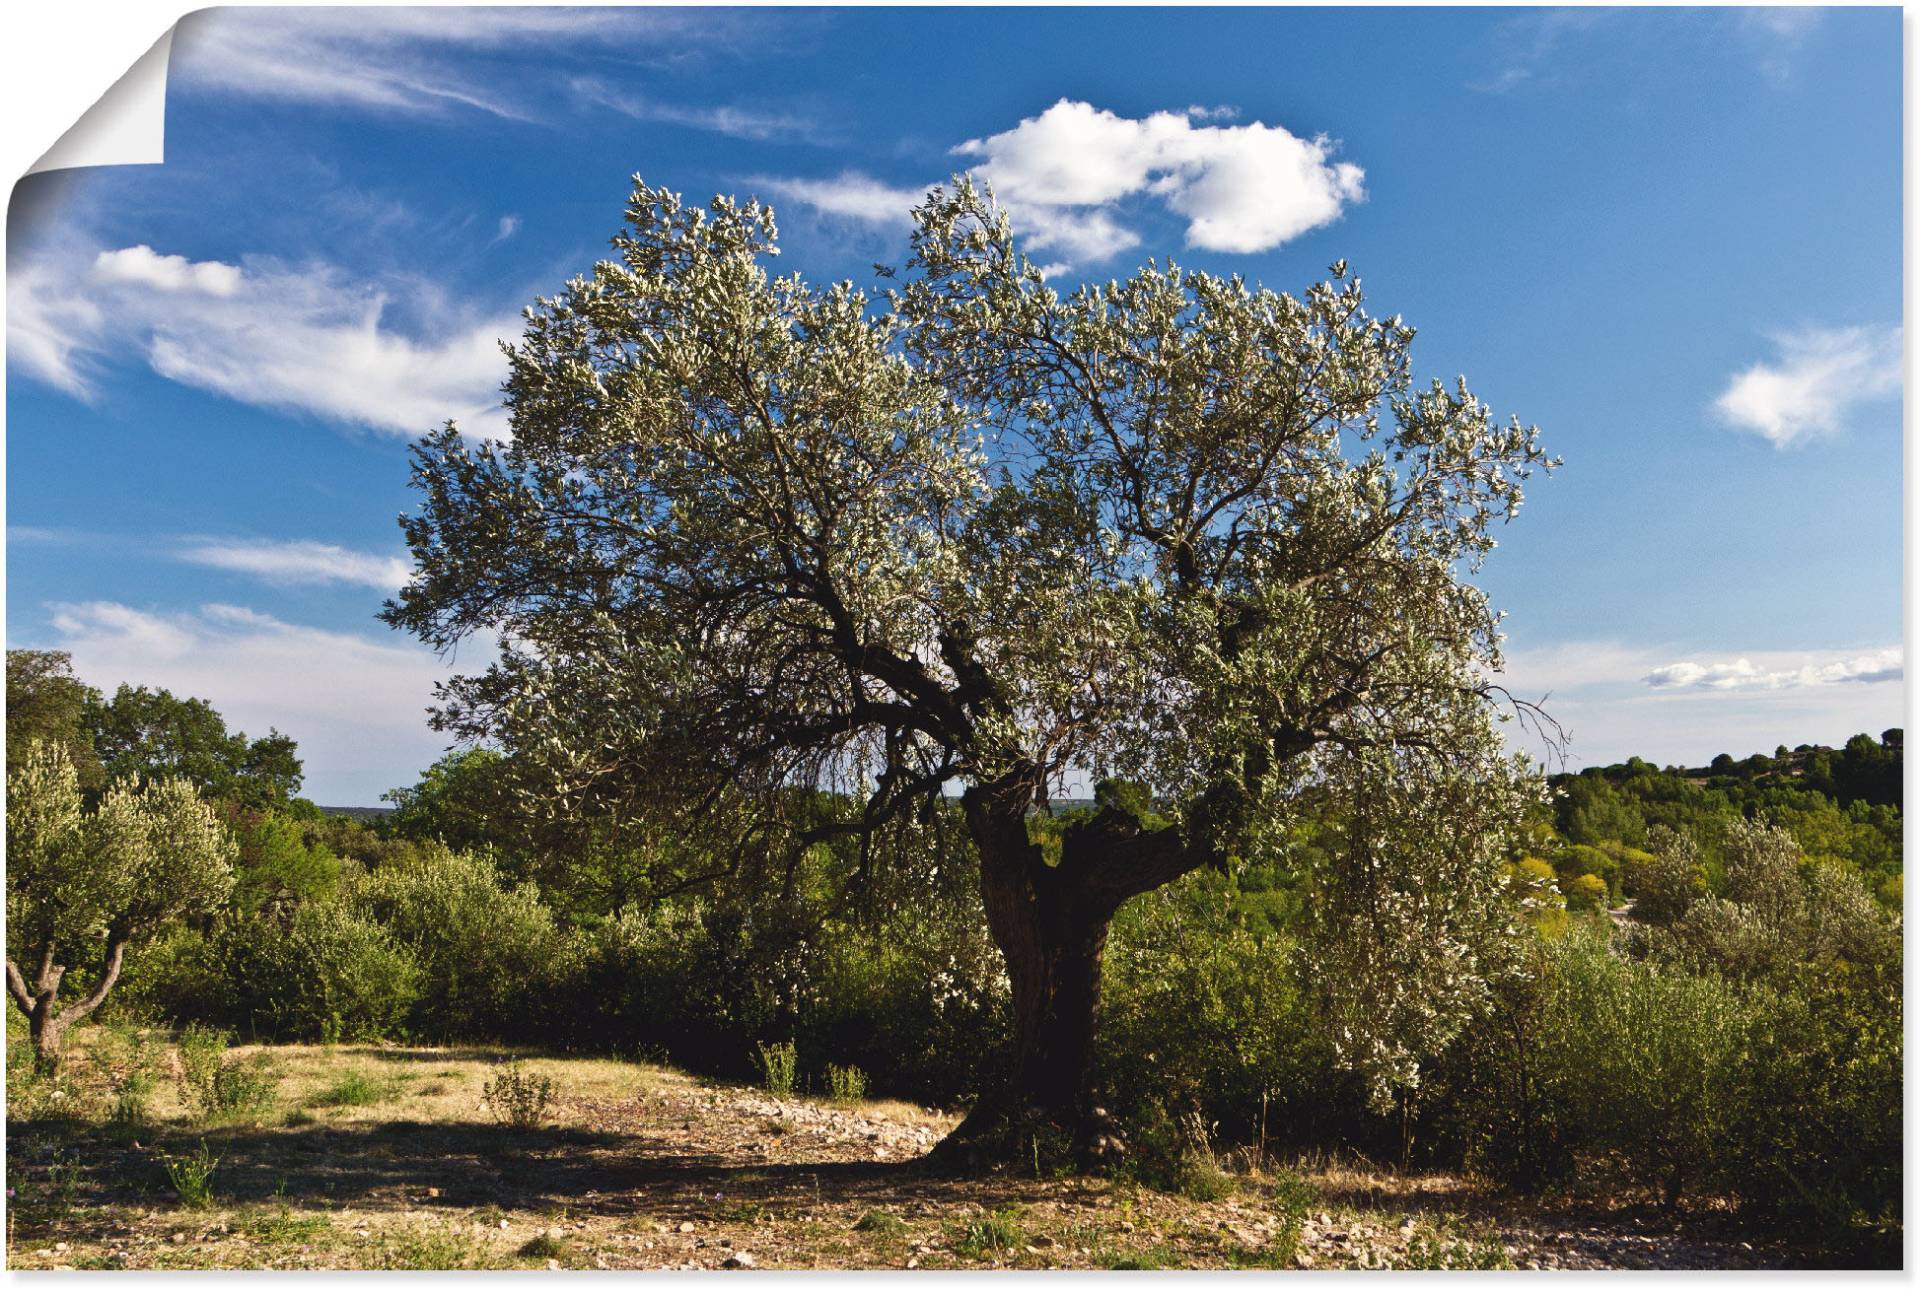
[723,1252,756,1269]
[677,1222,696,1234]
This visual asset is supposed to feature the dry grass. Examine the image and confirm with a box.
[5,1031,1790,1271]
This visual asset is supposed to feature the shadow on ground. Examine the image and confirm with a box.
[7,1115,1100,1224]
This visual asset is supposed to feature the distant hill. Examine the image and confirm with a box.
[317,805,395,823]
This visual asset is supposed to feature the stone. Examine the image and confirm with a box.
[723,1252,756,1269]
[678,1222,696,1234]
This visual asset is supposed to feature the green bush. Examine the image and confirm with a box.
[353,847,565,1042]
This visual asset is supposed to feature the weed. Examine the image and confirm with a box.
[853,1210,907,1240]
[518,1232,570,1260]
[824,1062,868,1102]
[953,1207,1025,1261]
[157,1140,220,1209]
[481,1062,556,1128]
[283,1108,318,1127]
[1401,1216,1514,1270]
[1107,1244,1186,1270]
[375,1228,493,1270]
[240,1204,333,1245]
[754,1041,798,1097]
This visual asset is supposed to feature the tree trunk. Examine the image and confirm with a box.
[931,778,1206,1169]
[7,934,130,1070]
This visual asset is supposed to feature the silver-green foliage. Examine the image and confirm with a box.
[5,742,235,1059]
[383,176,1553,1115]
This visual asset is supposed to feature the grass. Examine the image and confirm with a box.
[0,1031,1754,1273]
[952,1207,1025,1261]
[309,1069,400,1108]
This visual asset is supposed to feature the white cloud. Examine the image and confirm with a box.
[44,601,476,804]
[168,7,740,120]
[1645,648,1902,692]
[10,241,515,438]
[572,77,819,142]
[492,215,522,244]
[956,100,1365,259]
[1494,638,1905,771]
[93,245,242,296]
[177,540,413,592]
[757,100,1364,268]
[751,172,927,226]
[1713,325,1902,447]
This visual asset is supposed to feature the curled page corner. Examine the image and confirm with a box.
[25,24,176,177]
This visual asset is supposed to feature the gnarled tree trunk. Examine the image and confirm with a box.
[933,776,1208,1168]
[6,930,131,1069]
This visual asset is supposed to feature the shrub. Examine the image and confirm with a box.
[353,848,565,1042]
[481,1061,556,1128]
[175,1024,277,1123]
[754,1041,798,1096]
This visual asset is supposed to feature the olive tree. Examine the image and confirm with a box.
[6,741,235,1063]
[384,178,1552,1158]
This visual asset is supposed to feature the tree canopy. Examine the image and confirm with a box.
[5,741,235,1061]
[384,177,1553,1157]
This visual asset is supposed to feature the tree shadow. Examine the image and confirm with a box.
[9,1115,1106,1224]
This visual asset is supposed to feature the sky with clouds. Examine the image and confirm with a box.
[5,6,1904,803]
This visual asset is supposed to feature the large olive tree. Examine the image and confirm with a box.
[384,178,1551,1157]
[6,742,235,1063]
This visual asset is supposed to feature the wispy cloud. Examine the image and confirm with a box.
[168,7,747,121]
[10,240,516,439]
[748,171,927,226]
[1469,9,1612,94]
[757,100,1363,268]
[44,600,479,803]
[1494,638,1905,770]
[1736,7,1823,82]
[1713,325,1902,448]
[1645,648,1902,692]
[572,76,821,143]
[176,539,413,592]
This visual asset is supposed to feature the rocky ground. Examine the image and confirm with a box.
[6,1041,1798,1270]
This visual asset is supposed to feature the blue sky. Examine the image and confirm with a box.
[5,5,1904,803]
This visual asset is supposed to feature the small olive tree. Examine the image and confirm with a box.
[6,741,235,1063]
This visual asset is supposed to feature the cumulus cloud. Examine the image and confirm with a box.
[953,100,1365,258]
[10,241,515,438]
[757,100,1364,267]
[1645,648,1903,692]
[177,539,413,592]
[44,601,476,803]
[1713,325,1902,447]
